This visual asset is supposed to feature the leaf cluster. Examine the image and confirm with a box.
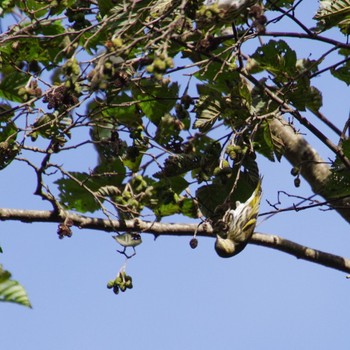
[0,0,349,225]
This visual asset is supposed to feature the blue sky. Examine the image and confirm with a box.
[2,157,350,350]
[1,1,350,349]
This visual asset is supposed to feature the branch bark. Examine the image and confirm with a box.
[269,116,350,223]
[252,232,350,274]
[1,208,350,274]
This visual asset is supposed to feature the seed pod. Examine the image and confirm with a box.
[291,167,299,176]
[189,237,198,249]
[107,280,115,289]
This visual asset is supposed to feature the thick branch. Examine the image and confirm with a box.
[243,72,350,169]
[269,117,350,223]
[252,232,350,274]
[0,208,210,236]
[1,208,350,274]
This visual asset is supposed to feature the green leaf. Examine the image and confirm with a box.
[305,86,323,112]
[315,0,350,19]
[285,79,323,112]
[35,19,65,36]
[194,84,222,132]
[250,115,285,162]
[151,179,194,218]
[322,139,350,198]
[123,142,148,173]
[342,138,350,158]
[194,61,237,95]
[154,136,221,182]
[314,0,350,33]
[29,113,72,144]
[157,176,189,194]
[0,0,15,16]
[264,0,295,9]
[196,182,231,219]
[55,172,101,213]
[0,265,32,308]
[98,0,115,17]
[254,121,276,162]
[96,93,143,126]
[17,0,49,17]
[251,40,297,82]
[322,168,350,198]
[295,58,321,77]
[55,161,126,213]
[0,105,16,141]
[178,197,198,218]
[132,80,179,126]
[195,75,253,132]
[331,61,350,85]
[196,174,258,219]
[0,105,19,170]
[95,158,126,185]
[89,123,128,161]
[193,103,220,131]
[154,114,183,147]
[0,67,28,102]
[141,176,198,218]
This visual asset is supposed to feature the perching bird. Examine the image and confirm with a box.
[113,233,142,257]
[215,179,261,258]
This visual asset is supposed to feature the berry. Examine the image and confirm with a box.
[189,237,198,249]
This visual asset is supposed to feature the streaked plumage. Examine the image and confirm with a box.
[215,179,261,257]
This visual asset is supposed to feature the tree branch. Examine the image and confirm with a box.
[243,72,350,170]
[252,232,350,274]
[269,116,350,223]
[263,31,350,50]
[0,208,210,236]
[1,208,350,274]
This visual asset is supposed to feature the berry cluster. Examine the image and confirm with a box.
[18,79,42,101]
[65,1,92,30]
[291,166,301,187]
[154,154,201,178]
[57,219,73,239]
[225,144,246,161]
[107,271,133,295]
[43,85,78,111]
[249,4,267,34]
[146,54,174,80]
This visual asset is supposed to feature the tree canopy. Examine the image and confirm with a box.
[1,0,350,305]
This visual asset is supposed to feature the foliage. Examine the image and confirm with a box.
[0,264,32,308]
[314,0,350,33]
[1,0,350,298]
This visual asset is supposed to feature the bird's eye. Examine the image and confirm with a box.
[131,233,141,240]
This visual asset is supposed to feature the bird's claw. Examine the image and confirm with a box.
[117,247,137,259]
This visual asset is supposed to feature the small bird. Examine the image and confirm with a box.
[215,179,261,258]
[113,233,142,258]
